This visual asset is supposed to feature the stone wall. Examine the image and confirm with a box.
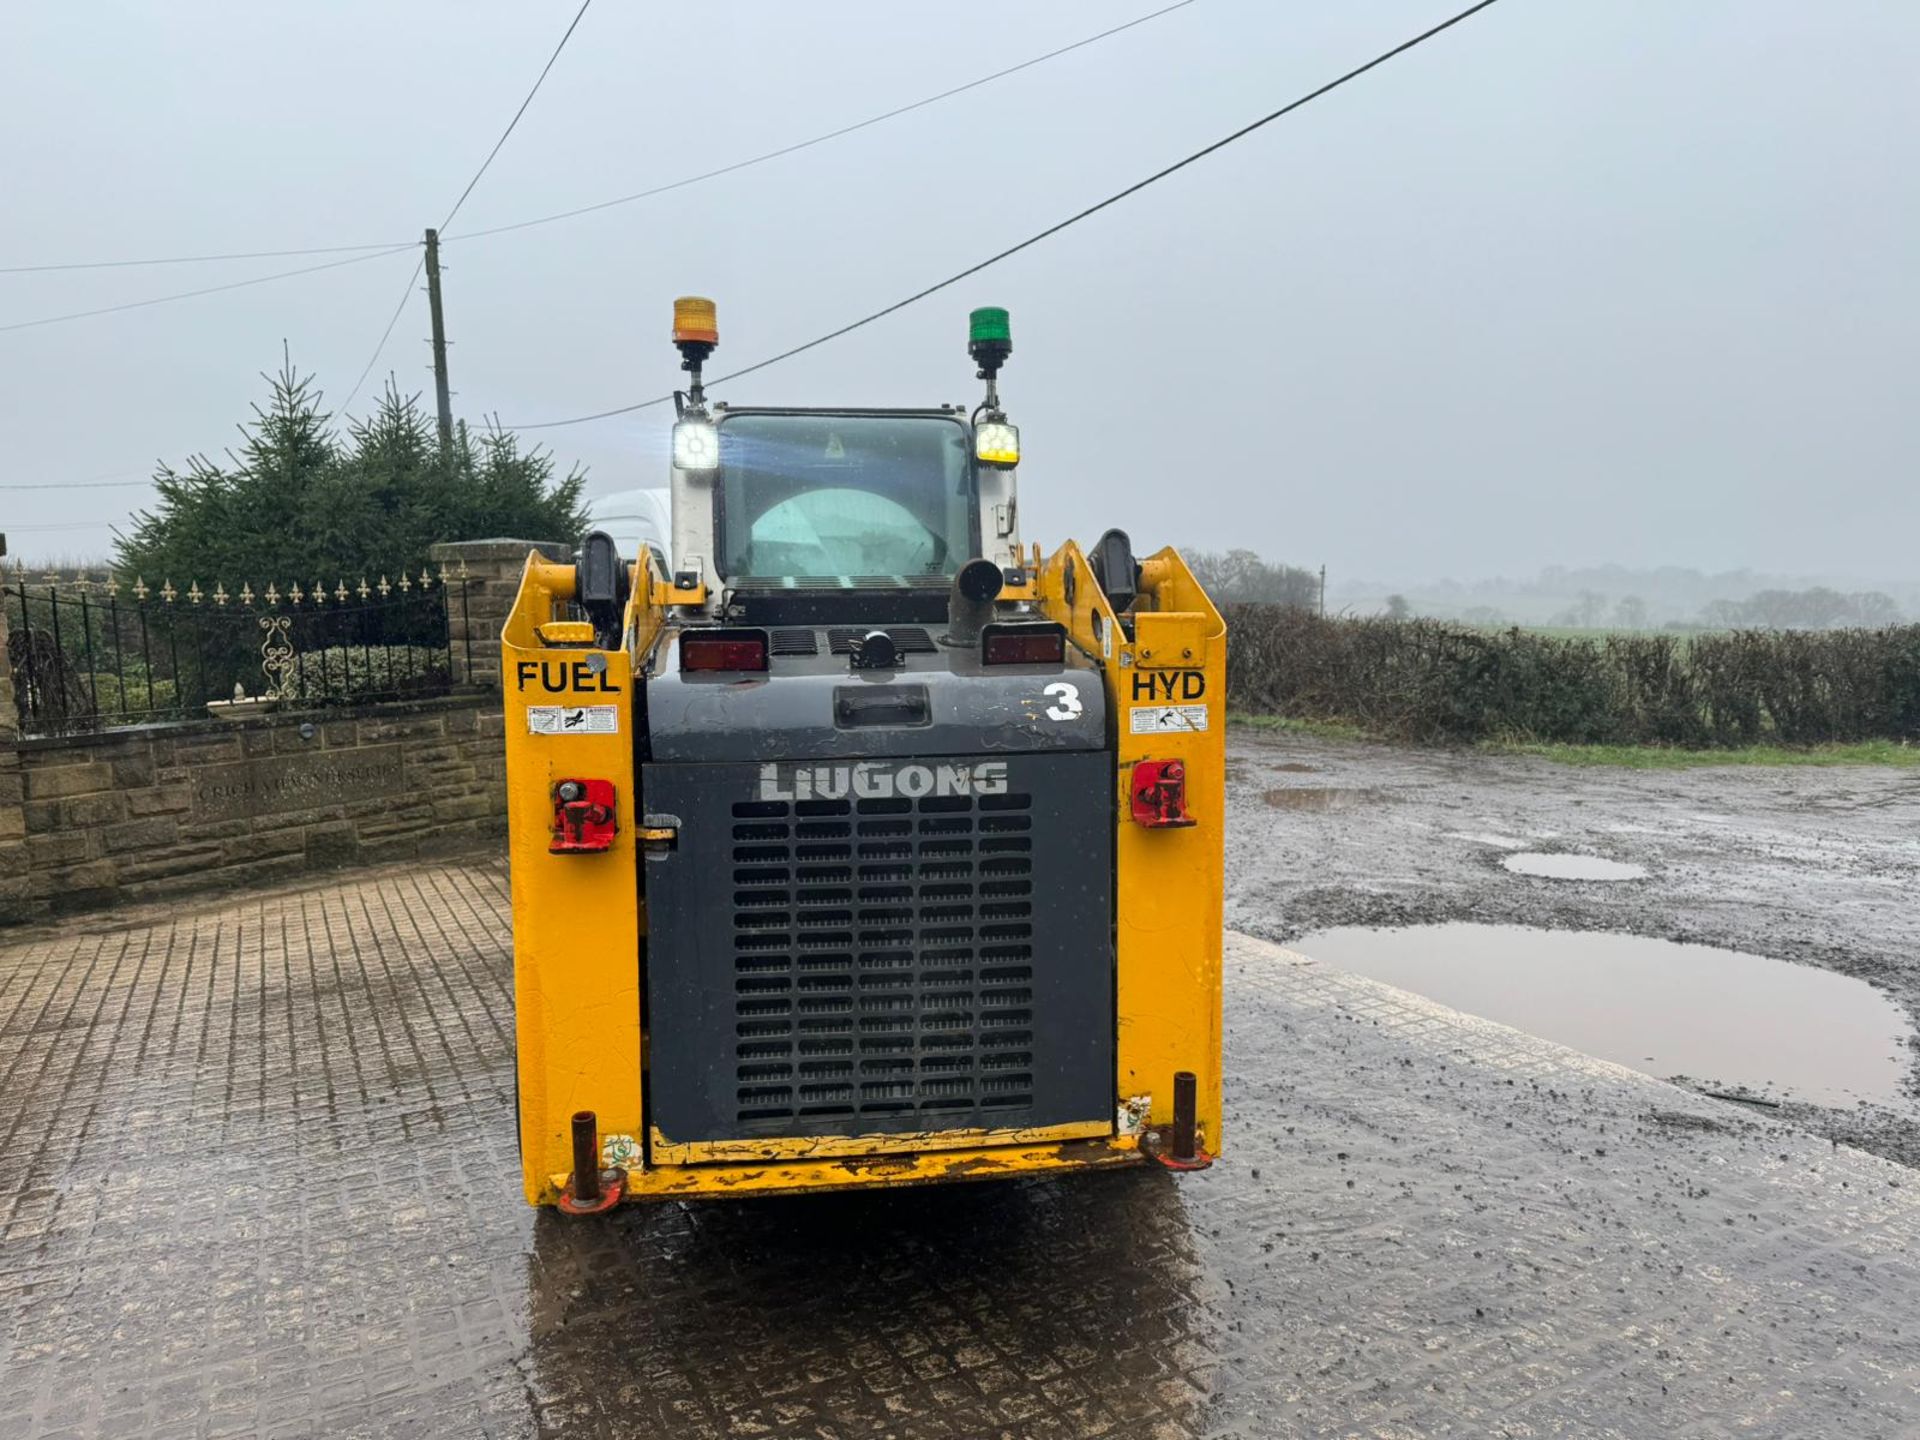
[4,696,504,922]
[0,537,564,925]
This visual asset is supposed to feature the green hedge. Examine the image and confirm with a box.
[1224,606,1920,746]
[286,645,448,701]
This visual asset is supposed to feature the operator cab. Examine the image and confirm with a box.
[660,300,1026,624]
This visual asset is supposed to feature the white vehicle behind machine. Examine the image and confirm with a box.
[584,487,671,573]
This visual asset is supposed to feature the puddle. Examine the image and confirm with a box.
[1272,762,1319,774]
[1263,788,1382,812]
[1295,923,1911,1106]
[1502,852,1648,881]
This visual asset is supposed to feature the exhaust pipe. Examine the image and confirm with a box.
[943,558,1005,647]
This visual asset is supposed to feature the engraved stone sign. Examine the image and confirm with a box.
[191,744,406,822]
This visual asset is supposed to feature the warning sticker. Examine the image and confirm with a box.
[527,705,619,736]
[1130,704,1209,735]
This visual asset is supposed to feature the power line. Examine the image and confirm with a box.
[440,0,594,232]
[0,476,153,491]
[446,0,1199,244]
[508,0,1503,431]
[0,0,1193,275]
[0,241,413,276]
[339,252,427,413]
[337,1,594,418]
[0,0,587,330]
[0,245,414,335]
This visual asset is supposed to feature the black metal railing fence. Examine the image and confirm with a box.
[4,567,471,736]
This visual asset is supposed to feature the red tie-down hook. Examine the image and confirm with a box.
[550,778,617,853]
[1130,759,1195,828]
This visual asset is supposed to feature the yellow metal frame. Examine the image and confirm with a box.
[501,554,646,1206]
[551,1138,1141,1201]
[503,542,1224,1205]
[1033,543,1226,1160]
[648,1118,1112,1167]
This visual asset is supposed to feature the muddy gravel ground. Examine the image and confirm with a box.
[1224,727,1920,1166]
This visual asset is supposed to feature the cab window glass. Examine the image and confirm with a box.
[718,415,973,582]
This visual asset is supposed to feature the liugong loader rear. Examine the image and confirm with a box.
[502,299,1224,1208]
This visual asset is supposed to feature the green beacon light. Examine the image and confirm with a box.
[968,307,1018,468]
[968,306,1012,379]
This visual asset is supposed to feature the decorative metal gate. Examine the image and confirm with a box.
[3,567,470,735]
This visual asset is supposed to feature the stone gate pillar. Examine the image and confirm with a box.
[428,538,571,693]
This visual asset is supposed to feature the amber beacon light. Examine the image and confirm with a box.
[672,296,721,468]
[672,295,719,347]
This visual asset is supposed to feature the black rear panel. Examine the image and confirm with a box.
[642,753,1113,1146]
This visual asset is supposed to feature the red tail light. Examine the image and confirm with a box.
[981,622,1067,665]
[1130,759,1195,828]
[681,629,769,672]
[551,778,617,853]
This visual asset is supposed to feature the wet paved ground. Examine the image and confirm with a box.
[4,849,1919,1437]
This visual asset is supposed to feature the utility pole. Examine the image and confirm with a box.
[423,228,453,450]
[1319,564,1327,618]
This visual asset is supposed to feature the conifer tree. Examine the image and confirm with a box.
[116,362,586,586]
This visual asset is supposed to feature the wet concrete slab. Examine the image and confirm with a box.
[2,862,1918,1438]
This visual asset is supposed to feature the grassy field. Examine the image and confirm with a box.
[1495,625,1659,641]
[1476,623,1714,654]
[1228,715,1919,769]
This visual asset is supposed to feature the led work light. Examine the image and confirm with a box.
[974,420,1019,467]
[672,418,719,473]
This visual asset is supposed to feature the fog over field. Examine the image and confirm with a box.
[1330,565,1920,628]
[3,1,1913,581]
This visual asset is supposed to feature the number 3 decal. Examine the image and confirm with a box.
[1043,682,1083,722]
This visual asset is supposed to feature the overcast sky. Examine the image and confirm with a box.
[2,0,1914,583]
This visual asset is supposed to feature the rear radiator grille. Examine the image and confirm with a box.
[726,793,1036,1123]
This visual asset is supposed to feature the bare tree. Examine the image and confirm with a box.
[1696,588,1903,629]
[1186,549,1320,608]
[1552,590,1608,627]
